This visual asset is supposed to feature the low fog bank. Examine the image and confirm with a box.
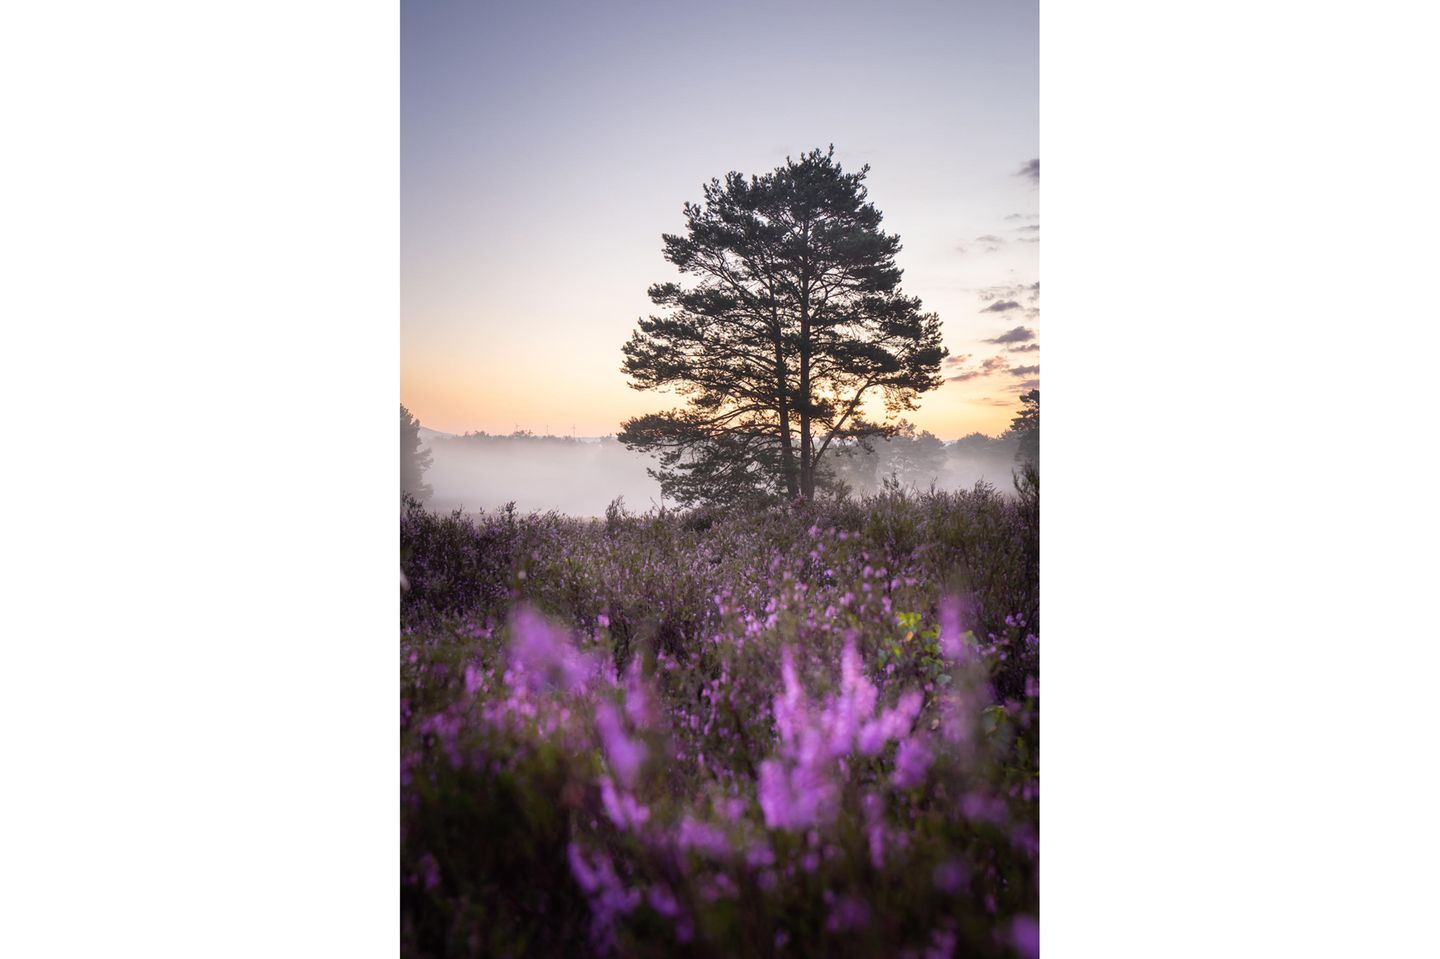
[420,429,1029,518]
[425,434,663,517]
[826,430,1030,498]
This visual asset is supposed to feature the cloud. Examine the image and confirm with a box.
[981,299,1022,313]
[946,354,1010,383]
[1008,365,1040,377]
[979,283,1038,304]
[944,353,973,366]
[1009,378,1041,391]
[983,326,1036,345]
[1017,158,1039,183]
[1007,342,1040,353]
[970,234,1005,253]
[977,284,1040,321]
[1014,224,1040,233]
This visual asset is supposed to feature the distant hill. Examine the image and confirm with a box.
[417,426,456,443]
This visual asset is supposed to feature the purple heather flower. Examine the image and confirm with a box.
[621,660,657,729]
[758,758,837,831]
[675,815,729,859]
[595,702,645,787]
[825,896,870,932]
[961,792,1008,826]
[1012,915,1040,958]
[893,737,932,788]
[925,928,958,959]
[720,797,747,822]
[869,822,886,868]
[932,859,968,894]
[939,594,968,660]
[598,775,650,830]
[418,853,441,891]
[647,885,680,918]
[509,605,603,694]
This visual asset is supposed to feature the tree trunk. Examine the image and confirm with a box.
[776,348,799,498]
[798,225,814,500]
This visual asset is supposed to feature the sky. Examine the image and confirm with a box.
[402,0,1038,440]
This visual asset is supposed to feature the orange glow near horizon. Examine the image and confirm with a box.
[402,363,1027,441]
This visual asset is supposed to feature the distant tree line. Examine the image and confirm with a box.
[822,393,1038,498]
[441,430,603,447]
[401,390,1038,510]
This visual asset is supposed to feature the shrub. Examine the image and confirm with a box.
[401,490,1039,957]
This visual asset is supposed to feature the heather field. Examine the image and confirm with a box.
[400,481,1039,957]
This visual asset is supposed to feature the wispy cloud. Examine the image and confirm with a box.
[1007,342,1040,353]
[983,325,1035,345]
[1008,365,1040,377]
[944,353,973,366]
[947,354,1010,382]
[981,300,1022,313]
[1017,158,1039,183]
[977,283,1040,319]
[977,284,1026,302]
[961,234,1008,253]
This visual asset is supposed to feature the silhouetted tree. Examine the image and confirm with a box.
[884,421,948,489]
[619,147,946,506]
[401,404,433,502]
[1010,389,1039,466]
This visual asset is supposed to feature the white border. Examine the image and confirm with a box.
[2,2,397,954]
[4,2,1438,954]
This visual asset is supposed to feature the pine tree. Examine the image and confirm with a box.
[401,404,433,502]
[1009,389,1039,466]
[620,148,946,506]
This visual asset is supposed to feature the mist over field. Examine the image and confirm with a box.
[423,431,663,517]
[419,427,1031,517]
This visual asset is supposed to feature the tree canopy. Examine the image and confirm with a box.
[619,147,946,506]
[1009,389,1039,466]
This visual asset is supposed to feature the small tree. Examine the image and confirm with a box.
[401,404,433,503]
[620,147,946,506]
[1010,389,1039,466]
[883,420,948,490]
